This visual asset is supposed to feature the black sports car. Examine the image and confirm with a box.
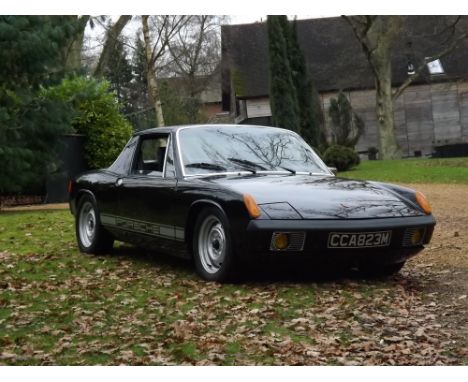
[69,124,435,281]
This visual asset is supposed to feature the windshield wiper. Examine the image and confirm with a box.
[276,166,296,174]
[185,162,227,171]
[227,158,268,172]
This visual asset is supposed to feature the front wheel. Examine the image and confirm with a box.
[76,194,114,254]
[193,207,236,282]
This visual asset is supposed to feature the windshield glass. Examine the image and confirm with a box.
[178,126,330,176]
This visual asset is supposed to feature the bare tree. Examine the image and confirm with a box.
[343,15,468,159]
[165,15,225,97]
[141,15,191,127]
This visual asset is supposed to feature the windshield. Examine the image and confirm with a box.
[178,126,330,176]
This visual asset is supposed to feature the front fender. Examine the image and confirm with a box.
[369,181,426,215]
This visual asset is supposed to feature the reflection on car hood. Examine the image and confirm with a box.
[203,174,423,219]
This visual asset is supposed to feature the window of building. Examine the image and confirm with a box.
[426,58,445,75]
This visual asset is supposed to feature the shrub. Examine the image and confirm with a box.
[328,91,364,149]
[323,144,360,172]
[368,146,379,160]
[42,76,133,169]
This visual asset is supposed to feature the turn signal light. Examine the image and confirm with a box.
[67,180,73,194]
[415,191,432,215]
[272,233,290,250]
[243,194,261,219]
[410,228,424,245]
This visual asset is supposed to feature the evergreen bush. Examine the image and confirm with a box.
[0,16,82,194]
[328,91,365,149]
[323,145,360,172]
[42,76,133,169]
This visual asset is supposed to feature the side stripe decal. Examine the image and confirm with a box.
[101,213,185,242]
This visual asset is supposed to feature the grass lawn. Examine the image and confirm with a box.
[339,157,468,184]
[0,207,466,365]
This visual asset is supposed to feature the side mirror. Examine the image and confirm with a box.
[328,167,337,175]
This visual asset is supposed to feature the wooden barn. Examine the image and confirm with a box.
[221,16,468,157]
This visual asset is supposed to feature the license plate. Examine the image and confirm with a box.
[327,231,392,248]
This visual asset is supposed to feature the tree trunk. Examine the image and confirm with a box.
[64,34,85,72]
[142,16,165,127]
[63,16,90,72]
[343,16,403,159]
[94,15,132,77]
[374,57,402,159]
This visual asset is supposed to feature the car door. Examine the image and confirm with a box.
[96,136,138,226]
[116,133,179,250]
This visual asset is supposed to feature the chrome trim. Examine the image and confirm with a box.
[176,125,204,178]
[183,171,254,178]
[175,125,333,179]
[162,134,171,178]
[131,133,171,179]
[181,171,334,179]
[255,170,333,176]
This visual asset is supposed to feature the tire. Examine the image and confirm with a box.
[358,261,406,278]
[75,194,114,254]
[193,207,236,282]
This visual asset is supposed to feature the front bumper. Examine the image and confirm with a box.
[242,215,436,266]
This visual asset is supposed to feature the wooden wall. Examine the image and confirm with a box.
[321,81,468,157]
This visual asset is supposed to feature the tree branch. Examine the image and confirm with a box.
[342,15,380,78]
[393,31,468,100]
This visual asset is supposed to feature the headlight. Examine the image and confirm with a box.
[258,202,302,219]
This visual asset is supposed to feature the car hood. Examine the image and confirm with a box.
[203,174,424,219]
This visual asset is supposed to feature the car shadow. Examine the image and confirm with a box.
[105,244,400,285]
[237,258,361,284]
[109,244,195,274]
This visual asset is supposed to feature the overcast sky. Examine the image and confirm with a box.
[84,15,325,59]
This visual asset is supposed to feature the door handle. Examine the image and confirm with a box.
[116,178,123,187]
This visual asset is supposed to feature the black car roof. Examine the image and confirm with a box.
[132,124,284,136]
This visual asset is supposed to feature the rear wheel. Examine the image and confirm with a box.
[76,194,114,254]
[358,261,406,278]
[193,207,235,282]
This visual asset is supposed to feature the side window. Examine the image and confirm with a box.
[132,135,169,176]
[108,137,137,175]
[164,136,176,178]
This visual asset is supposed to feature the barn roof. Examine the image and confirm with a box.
[221,16,468,100]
